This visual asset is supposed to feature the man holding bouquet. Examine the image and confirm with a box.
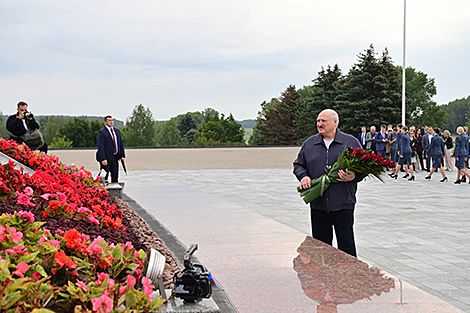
[293,109,364,257]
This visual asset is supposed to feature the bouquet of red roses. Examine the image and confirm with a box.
[297,147,396,204]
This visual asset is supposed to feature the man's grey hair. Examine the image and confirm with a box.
[319,109,339,125]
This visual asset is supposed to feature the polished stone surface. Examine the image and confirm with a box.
[122,170,467,312]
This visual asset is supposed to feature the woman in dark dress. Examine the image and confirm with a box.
[424,128,447,182]
[416,128,424,171]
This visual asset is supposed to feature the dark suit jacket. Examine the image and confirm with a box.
[374,132,388,151]
[357,132,367,147]
[422,133,432,151]
[96,127,125,162]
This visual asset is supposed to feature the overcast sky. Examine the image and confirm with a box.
[1,0,469,121]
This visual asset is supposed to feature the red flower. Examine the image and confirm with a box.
[55,251,76,269]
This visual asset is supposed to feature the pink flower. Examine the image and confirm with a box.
[96,272,108,286]
[40,193,56,200]
[9,228,23,244]
[91,294,113,313]
[76,280,89,292]
[78,169,87,179]
[18,211,35,223]
[125,241,134,251]
[107,278,115,289]
[5,244,28,255]
[78,207,91,213]
[47,240,61,248]
[12,261,29,278]
[126,275,136,289]
[24,186,33,196]
[89,216,99,225]
[58,193,67,202]
[16,192,35,207]
[118,285,127,295]
[142,276,154,300]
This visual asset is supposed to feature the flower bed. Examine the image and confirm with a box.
[0,138,176,312]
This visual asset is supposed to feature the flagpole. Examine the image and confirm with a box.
[402,0,407,125]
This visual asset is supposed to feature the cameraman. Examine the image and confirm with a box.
[6,101,48,153]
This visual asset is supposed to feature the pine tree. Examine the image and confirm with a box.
[257,85,301,145]
[295,65,343,142]
[336,45,402,134]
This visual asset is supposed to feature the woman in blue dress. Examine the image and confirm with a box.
[454,126,470,184]
[424,127,447,182]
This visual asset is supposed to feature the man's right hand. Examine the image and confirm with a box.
[300,176,312,190]
[102,160,108,166]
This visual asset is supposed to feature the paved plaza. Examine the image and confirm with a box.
[53,147,470,312]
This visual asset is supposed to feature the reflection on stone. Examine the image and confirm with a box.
[293,236,395,313]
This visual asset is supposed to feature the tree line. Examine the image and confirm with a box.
[250,45,464,145]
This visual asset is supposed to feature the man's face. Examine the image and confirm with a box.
[361,127,366,132]
[465,126,469,133]
[427,128,432,134]
[317,111,337,137]
[105,117,114,128]
[17,104,28,115]
[381,126,386,133]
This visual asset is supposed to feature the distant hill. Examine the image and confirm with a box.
[237,119,256,128]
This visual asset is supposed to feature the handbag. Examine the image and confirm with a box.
[21,129,45,150]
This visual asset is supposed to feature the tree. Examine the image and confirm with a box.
[160,120,180,146]
[441,96,470,132]
[0,113,8,139]
[178,113,197,138]
[398,66,448,128]
[121,104,157,146]
[56,117,94,147]
[49,136,73,148]
[256,85,302,145]
[295,65,343,142]
[38,116,69,145]
[335,45,402,134]
[197,112,245,145]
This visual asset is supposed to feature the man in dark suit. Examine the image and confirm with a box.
[422,126,433,172]
[374,124,389,158]
[96,115,125,183]
[357,126,367,149]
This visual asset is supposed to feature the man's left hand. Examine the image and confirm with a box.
[337,169,355,182]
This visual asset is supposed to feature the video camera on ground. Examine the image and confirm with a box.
[173,244,213,303]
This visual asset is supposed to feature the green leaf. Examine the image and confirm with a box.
[112,245,123,260]
[35,264,48,278]
[125,290,138,307]
[19,252,39,264]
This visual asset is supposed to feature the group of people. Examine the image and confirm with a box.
[5,101,126,184]
[358,124,470,184]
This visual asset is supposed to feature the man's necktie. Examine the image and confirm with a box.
[111,129,117,154]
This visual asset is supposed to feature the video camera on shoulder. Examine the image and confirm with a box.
[173,244,213,303]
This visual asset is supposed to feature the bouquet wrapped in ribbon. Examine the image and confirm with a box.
[297,147,396,204]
